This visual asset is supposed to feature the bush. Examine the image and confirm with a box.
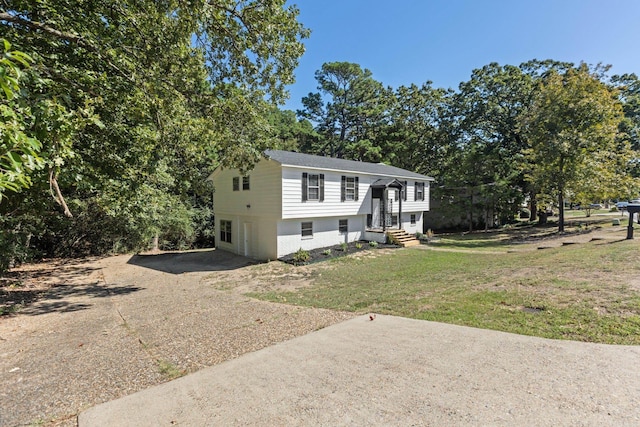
[519,208,531,219]
[339,242,348,252]
[369,241,378,248]
[292,248,310,265]
[322,249,332,256]
[355,242,363,249]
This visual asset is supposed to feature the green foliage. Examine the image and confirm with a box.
[339,242,348,252]
[292,248,310,265]
[298,61,390,161]
[520,64,627,231]
[368,241,378,248]
[0,39,44,199]
[0,1,308,271]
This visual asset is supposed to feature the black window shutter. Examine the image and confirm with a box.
[403,181,407,201]
[302,173,308,201]
[319,174,325,201]
[341,176,346,202]
[354,177,359,201]
[414,182,417,201]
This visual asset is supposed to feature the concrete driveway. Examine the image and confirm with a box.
[79,314,640,426]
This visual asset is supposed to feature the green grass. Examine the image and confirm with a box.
[156,359,186,380]
[249,238,640,344]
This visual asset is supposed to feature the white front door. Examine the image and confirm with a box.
[243,223,252,257]
[372,198,381,229]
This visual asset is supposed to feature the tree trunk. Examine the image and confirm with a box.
[530,195,537,222]
[152,233,159,251]
[468,192,474,232]
[558,190,565,233]
[558,157,565,233]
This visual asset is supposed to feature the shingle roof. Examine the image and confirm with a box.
[264,150,434,181]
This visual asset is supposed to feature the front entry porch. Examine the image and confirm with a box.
[367,178,404,232]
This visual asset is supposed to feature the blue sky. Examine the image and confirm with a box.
[283,0,640,111]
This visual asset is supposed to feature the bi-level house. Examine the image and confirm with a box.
[209,150,433,260]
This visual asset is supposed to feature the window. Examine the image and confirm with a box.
[394,190,399,202]
[220,220,232,243]
[339,219,348,234]
[232,177,239,191]
[308,174,320,200]
[415,182,425,201]
[302,173,324,201]
[341,176,359,201]
[410,214,416,225]
[242,176,250,190]
[301,221,313,237]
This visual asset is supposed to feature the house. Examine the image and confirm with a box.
[209,150,434,260]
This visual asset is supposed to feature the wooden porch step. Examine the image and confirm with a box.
[386,229,421,247]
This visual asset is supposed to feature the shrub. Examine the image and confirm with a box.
[339,242,348,252]
[292,248,310,265]
[519,208,531,219]
[369,241,378,248]
[355,242,363,249]
[323,249,332,256]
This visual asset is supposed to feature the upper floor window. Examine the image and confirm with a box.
[232,177,239,191]
[341,176,359,201]
[415,182,425,201]
[302,173,324,201]
[242,176,250,190]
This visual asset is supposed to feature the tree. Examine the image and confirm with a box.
[0,1,309,268]
[520,64,625,232]
[383,83,450,174]
[437,63,536,229]
[265,108,319,152]
[0,39,43,199]
[297,61,389,161]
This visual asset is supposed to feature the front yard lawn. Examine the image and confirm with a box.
[249,233,640,345]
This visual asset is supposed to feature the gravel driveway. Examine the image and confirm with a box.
[0,250,353,426]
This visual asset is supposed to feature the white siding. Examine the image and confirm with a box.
[212,159,282,219]
[282,166,430,219]
[400,211,424,235]
[401,181,431,212]
[215,214,278,260]
[277,215,365,258]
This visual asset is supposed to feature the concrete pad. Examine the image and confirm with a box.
[79,315,640,426]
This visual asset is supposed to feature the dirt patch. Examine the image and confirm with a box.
[205,246,400,295]
[0,257,104,316]
[0,252,355,426]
